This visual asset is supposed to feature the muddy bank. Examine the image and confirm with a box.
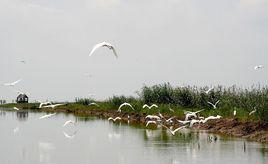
[198,118,268,143]
[42,107,268,143]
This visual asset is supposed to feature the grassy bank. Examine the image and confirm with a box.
[73,83,267,121]
[1,83,267,122]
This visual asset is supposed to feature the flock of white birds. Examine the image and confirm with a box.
[105,101,225,136]
[1,41,264,137]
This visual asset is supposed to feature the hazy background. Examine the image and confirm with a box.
[0,0,267,102]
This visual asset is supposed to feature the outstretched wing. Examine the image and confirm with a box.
[143,104,149,109]
[173,126,185,133]
[110,46,118,58]
[12,79,22,85]
[89,42,105,56]
[207,101,214,106]
[195,109,205,114]
[151,104,158,108]
[215,100,220,106]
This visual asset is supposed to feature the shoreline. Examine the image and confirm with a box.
[1,103,267,143]
[41,107,268,143]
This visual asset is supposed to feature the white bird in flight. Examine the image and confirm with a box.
[185,109,204,121]
[3,79,22,86]
[63,120,76,127]
[249,107,257,116]
[203,87,214,94]
[145,115,161,120]
[200,115,222,124]
[189,119,200,127]
[143,104,158,109]
[117,102,135,112]
[42,103,65,109]
[38,101,52,108]
[158,112,164,119]
[207,100,220,109]
[146,120,158,127]
[108,117,121,122]
[13,107,20,111]
[163,116,176,124]
[177,120,190,125]
[162,125,186,135]
[38,113,56,119]
[254,65,263,70]
[89,42,118,58]
[88,102,99,107]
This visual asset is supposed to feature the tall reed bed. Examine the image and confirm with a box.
[138,83,268,121]
[75,83,268,121]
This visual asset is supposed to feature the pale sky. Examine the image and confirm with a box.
[0,0,267,102]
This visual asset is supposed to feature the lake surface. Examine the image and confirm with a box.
[0,109,268,164]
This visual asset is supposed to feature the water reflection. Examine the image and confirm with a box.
[38,142,56,163]
[0,109,267,164]
[0,109,6,116]
[16,111,29,121]
[62,131,77,139]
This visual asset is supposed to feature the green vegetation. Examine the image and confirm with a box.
[75,83,268,121]
[1,83,267,122]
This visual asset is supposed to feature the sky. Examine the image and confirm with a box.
[0,0,267,102]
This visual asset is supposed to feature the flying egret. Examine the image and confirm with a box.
[164,116,176,124]
[108,117,121,122]
[88,102,99,107]
[89,42,118,58]
[162,125,186,135]
[13,107,20,111]
[38,101,52,108]
[143,104,158,109]
[249,108,257,115]
[203,87,214,94]
[42,103,65,109]
[189,119,200,127]
[63,120,76,127]
[145,115,161,120]
[185,109,204,121]
[254,65,263,70]
[117,102,135,112]
[200,115,222,123]
[3,79,22,86]
[177,120,190,125]
[38,113,56,119]
[158,112,164,119]
[207,100,220,109]
[146,120,157,127]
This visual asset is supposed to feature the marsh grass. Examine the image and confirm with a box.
[74,83,267,121]
[1,83,267,122]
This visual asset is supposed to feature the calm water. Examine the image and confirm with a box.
[0,109,268,164]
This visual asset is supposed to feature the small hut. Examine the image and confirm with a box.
[16,94,28,103]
